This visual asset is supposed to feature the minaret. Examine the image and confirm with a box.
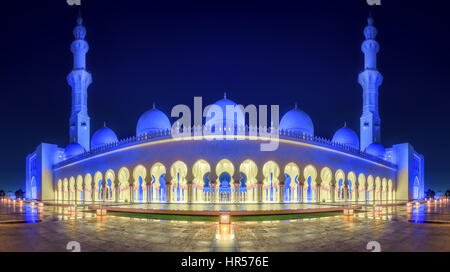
[358,15,383,152]
[67,14,92,151]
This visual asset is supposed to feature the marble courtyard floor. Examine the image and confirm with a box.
[0,202,449,252]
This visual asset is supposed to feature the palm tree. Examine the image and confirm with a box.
[0,190,5,197]
[15,189,24,199]
[425,189,436,199]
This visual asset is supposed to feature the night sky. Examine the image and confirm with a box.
[1,1,448,193]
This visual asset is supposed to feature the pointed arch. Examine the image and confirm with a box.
[239,159,258,202]
[69,176,75,202]
[382,178,388,202]
[84,173,92,202]
[93,171,103,202]
[133,164,147,202]
[388,179,393,201]
[192,160,210,202]
[367,175,374,202]
[118,167,130,202]
[170,161,188,202]
[358,173,366,202]
[262,161,280,202]
[105,169,115,201]
[76,175,83,202]
[375,176,381,202]
[347,171,356,201]
[63,178,69,201]
[320,167,333,202]
[284,162,300,202]
[57,179,63,201]
[334,169,345,202]
[303,164,318,203]
[151,162,167,202]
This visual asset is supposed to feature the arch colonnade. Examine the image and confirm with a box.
[55,159,395,204]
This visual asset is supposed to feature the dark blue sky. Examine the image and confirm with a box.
[0,0,448,193]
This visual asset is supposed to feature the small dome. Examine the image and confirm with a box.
[136,105,171,136]
[365,143,386,159]
[280,104,314,136]
[204,93,245,134]
[91,126,118,150]
[64,143,85,160]
[332,125,359,150]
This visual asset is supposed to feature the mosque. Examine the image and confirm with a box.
[25,14,424,204]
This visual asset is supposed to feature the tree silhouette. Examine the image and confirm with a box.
[425,189,436,199]
[15,189,24,199]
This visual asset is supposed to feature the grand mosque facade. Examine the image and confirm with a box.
[25,15,424,204]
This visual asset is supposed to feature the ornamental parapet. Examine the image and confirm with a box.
[54,125,397,169]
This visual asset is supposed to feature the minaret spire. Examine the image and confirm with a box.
[67,13,92,151]
[358,14,383,151]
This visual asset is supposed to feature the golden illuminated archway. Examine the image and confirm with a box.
[320,167,332,202]
[84,173,92,202]
[284,162,300,202]
[93,171,103,202]
[63,178,69,201]
[151,162,167,202]
[375,176,381,202]
[105,169,115,201]
[382,178,387,202]
[117,167,130,202]
[76,175,83,202]
[57,179,63,201]
[303,164,318,202]
[262,161,280,202]
[133,165,147,202]
[69,177,75,202]
[192,160,210,202]
[388,179,393,201]
[367,175,374,202]
[240,159,258,202]
[334,169,345,202]
[358,173,366,202]
[347,171,356,201]
[170,161,188,202]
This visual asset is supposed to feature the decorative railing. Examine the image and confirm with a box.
[53,125,397,169]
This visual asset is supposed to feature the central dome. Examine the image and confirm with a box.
[205,93,245,134]
[64,143,85,160]
[280,104,314,136]
[365,142,386,159]
[332,124,359,149]
[91,126,118,150]
[136,104,171,136]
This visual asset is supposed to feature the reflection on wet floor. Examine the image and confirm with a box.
[0,199,449,252]
[43,200,391,212]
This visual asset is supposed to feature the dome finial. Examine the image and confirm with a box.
[153,102,156,109]
[103,121,106,128]
[77,9,83,26]
[294,102,298,110]
[224,91,227,99]
[344,121,347,127]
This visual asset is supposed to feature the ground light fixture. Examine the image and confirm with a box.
[219,213,231,224]
[96,209,107,216]
[343,208,354,216]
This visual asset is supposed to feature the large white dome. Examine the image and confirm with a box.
[204,93,245,134]
[64,143,85,160]
[280,104,314,136]
[136,105,171,136]
[365,142,386,159]
[332,125,359,149]
[91,126,118,150]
